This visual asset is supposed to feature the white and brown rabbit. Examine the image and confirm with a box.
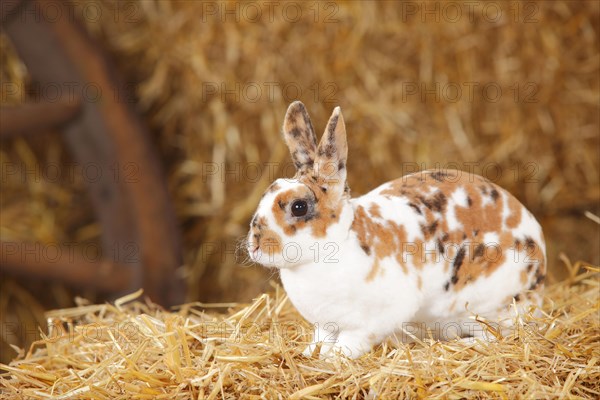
[247,101,546,358]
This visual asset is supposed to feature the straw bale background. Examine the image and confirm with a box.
[1,0,599,365]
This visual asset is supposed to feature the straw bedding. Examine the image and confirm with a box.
[1,0,599,393]
[1,259,598,399]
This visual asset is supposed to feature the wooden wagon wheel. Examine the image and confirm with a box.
[0,0,185,305]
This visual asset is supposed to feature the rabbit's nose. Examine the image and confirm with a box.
[247,231,261,248]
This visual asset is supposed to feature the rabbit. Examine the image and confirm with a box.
[247,101,546,359]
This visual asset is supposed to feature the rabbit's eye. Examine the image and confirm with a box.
[291,200,308,217]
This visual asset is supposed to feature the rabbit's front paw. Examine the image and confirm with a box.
[302,329,372,359]
[302,325,338,358]
[302,343,318,358]
[329,330,374,359]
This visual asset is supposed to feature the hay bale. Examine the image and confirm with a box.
[65,0,600,299]
[1,259,598,398]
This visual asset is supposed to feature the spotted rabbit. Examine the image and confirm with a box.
[247,101,546,358]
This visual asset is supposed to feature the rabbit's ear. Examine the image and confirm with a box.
[315,106,348,195]
[283,101,317,174]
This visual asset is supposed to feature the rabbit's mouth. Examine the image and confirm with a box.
[248,244,284,268]
[248,243,267,264]
[249,246,261,261]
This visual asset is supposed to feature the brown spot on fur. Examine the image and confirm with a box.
[430,170,450,182]
[525,237,535,248]
[261,228,282,256]
[352,205,410,278]
[272,188,314,236]
[437,238,445,255]
[277,199,286,211]
[519,236,546,289]
[369,203,382,219]
[361,244,371,255]
[473,243,485,258]
[255,216,265,229]
[449,246,466,284]
[252,217,282,258]
[425,220,438,236]
[365,259,380,282]
[505,194,522,229]
[318,143,334,158]
[528,256,546,290]
[520,270,528,285]
[298,175,343,237]
[417,192,447,212]
[529,274,545,291]
[327,114,339,135]
[448,181,511,289]
[417,276,422,290]
[272,190,295,236]
[408,203,422,215]
[490,189,499,202]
